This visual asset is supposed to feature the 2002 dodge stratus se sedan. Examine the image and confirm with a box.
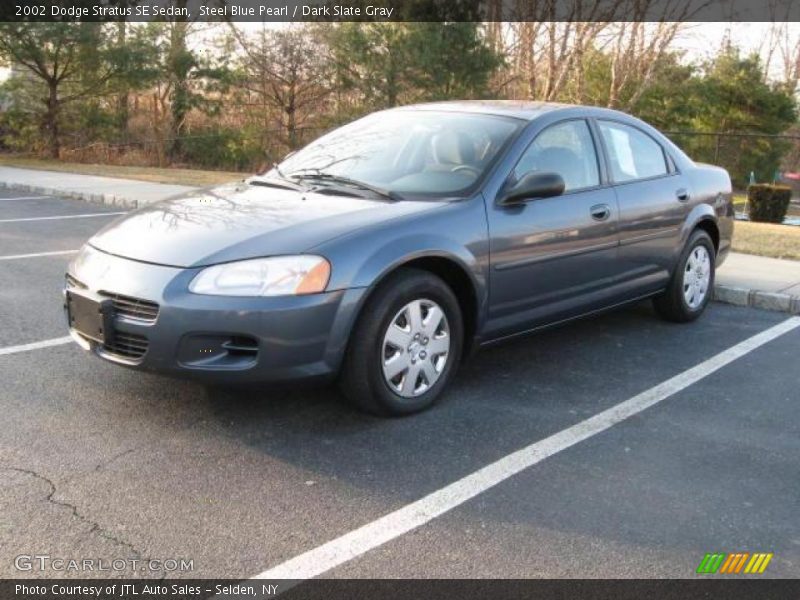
[66,101,733,416]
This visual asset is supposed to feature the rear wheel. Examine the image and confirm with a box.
[653,229,715,322]
[339,269,463,416]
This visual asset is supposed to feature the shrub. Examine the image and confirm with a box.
[747,184,792,224]
[179,127,265,172]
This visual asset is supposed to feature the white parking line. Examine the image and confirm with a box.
[0,195,54,201]
[0,212,125,223]
[0,249,78,261]
[0,336,73,356]
[251,316,800,583]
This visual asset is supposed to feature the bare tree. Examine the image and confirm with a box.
[778,27,800,93]
[762,1,800,94]
[752,1,800,87]
[229,24,331,150]
[605,1,699,110]
[507,0,617,101]
[504,0,704,109]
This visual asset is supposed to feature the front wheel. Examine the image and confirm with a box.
[338,269,463,416]
[653,229,715,322]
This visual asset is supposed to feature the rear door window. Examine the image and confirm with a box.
[598,121,668,183]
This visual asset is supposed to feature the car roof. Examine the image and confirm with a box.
[394,100,584,121]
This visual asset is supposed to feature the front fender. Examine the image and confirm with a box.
[349,235,483,292]
[312,198,490,367]
[316,197,488,293]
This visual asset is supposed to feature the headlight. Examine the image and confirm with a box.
[189,255,331,297]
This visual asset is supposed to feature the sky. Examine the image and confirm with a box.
[674,22,800,74]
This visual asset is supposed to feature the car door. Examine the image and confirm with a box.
[484,118,624,339]
[595,119,691,293]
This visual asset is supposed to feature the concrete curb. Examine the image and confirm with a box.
[714,284,800,315]
[0,181,147,209]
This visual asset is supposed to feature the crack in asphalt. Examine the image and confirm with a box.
[5,466,165,579]
[61,447,138,486]
[61,413,210,486]
[3,417,212,579]
[93,448,136,473]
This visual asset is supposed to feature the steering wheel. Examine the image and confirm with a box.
[451,165,480,177]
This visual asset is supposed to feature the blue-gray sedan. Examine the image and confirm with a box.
[66,101,733,415]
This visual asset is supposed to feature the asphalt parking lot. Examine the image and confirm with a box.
[1,189,799,582]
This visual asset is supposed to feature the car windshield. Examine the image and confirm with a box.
[273,111,523,197]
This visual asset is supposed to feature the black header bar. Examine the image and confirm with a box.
[2,0,800,23]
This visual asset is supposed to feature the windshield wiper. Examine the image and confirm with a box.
[248,175,310,193]
[291,172,401,201]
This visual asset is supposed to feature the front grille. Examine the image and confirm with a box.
[99,291,159,322]
[103,332,149,359]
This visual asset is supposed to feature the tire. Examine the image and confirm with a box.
[339,268,463,416]
[653,229,716,323]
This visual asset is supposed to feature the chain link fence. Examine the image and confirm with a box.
[664,130,800,193]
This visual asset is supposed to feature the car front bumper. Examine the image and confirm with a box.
[65,246,363,384]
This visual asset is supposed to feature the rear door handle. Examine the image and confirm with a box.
[590,204,611,221]
[676,188,690,202]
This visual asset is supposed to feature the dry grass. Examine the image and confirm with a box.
[732,221,800,261]
[0,156,245,187]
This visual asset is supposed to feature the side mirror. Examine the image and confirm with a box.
[498,171,565,205]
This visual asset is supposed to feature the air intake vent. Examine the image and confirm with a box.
[65,274,86,289]
[103,332,148,360]
[222,336,259,357]
[100,291,159,322]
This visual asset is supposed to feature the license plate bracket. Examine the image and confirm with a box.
[67,292,113,344]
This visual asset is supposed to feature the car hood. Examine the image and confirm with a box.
[89,181,439,268]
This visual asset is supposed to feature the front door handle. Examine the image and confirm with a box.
[590,204,611,221]
[676,188,690,202]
